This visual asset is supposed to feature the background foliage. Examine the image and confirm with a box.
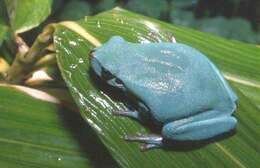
[51,0,260,44]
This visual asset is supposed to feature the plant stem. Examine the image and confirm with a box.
[5,25,55,84]
[32,53,56,72]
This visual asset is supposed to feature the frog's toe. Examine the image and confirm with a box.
[140,143,162,151]
[165,32,176,43]
[124,134,163,151]
[124,134,162,143]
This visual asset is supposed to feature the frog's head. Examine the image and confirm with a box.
[89,36,126,82]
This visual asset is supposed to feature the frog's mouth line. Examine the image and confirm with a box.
[101,67,115,81]
[89,49,117,82]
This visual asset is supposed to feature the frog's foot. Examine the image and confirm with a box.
[124,134,163,151]
[165,32,176,43]
[112,110,140,120]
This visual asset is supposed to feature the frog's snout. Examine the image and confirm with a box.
[89,50,95,61]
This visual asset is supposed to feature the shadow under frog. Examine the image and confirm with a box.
[89,36,238,151]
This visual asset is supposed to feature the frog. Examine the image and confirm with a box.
[89,36,237,150]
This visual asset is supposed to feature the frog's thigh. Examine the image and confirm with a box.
[208,61,238,102]
[162,111,237,141]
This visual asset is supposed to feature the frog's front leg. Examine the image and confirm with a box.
[114,109,164,150]
[113,101,150,121]
[112,110,141,120]
[162,114,237,141]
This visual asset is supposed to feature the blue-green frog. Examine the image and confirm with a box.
[90,36,237,150]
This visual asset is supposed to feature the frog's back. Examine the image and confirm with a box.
[115,42,236,123]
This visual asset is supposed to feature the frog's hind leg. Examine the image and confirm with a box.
[124,134,163,151]
[208,61,238,103]
[162,111,237,141]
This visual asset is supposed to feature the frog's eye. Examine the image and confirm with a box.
[115,78,123,85]
[101,67,114,81]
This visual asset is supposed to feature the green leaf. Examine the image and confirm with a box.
[171,0,196,8]
[0,25,8,46]
[170,10,197,27]
[96,0,117,12]
[0,0,9,46]
[4,0,52,33]
[54,8,260,168]
[125,0,168,19]
[58,1,92,21]
[0,84,117,167]
[232,83,260,109]
[197,17,258,43]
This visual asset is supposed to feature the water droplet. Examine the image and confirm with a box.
[70,64,77,69]
[64,48,72,55]
[57,157,62,161]
[64,70,72,78]
[137,36,150,44]
[61,31,66,35]
[78,58,84,63]
[69,41,77,46]
[144,21,159,33]
[97,21,101,28]
[54,36,62,42]
[77,38,84,42]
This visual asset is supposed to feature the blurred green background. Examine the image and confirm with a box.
[38,0,260,44]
